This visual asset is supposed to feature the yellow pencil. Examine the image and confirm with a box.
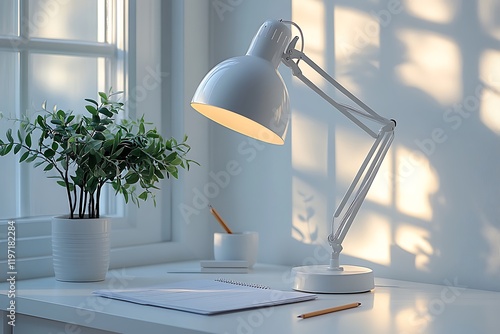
[297,302,361,319]
[209,205,233,234]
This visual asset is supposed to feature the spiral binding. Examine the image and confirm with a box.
[215,278,270,290]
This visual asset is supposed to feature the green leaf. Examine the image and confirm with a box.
[57,109,66,119]
[146,131,160,139]
[37,115,45,127]
[99,92,108,103]
[44,149,55,158]
[129,148,142,157]
[86,105,98,115]
[93,132,106,141]
[138,192,148,201]
[95,125,107,132]
[98,107,113,117]
[25,133,32,147]
[19,151,30,163]
[171,157,183,165]
[13,144,22,154]
[165,152,177,163]
[2,143,13,155]
[50,119,62,125]
[33,161,45,168]
[43,163,54,171]
[125,172,139,184]
[154,168,164,179]
[85,98,99,106]
[123,189,129,203]
[25,154,37,163]
[92,114,101,124]
[110,147,124,159]
[6,129,13,143]
[56,180,67,187]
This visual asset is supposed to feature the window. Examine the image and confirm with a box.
[0,0,183,279]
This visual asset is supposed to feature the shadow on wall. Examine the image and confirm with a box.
[290,0,500,291]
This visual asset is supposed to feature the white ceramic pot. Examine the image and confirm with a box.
[51,216,110,282]
[213,232,259,268]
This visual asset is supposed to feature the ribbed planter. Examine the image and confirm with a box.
[51,216,110,282]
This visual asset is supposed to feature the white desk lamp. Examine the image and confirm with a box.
[191,19,396,293]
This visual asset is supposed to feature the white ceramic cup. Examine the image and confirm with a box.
[213,232,259,268]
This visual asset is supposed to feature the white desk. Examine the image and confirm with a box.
[1,261,500,334]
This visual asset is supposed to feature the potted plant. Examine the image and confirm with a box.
[0,89,197,281]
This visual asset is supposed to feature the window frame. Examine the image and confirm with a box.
[0,0,211,280]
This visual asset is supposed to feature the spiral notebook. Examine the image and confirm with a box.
[93,279,317,315]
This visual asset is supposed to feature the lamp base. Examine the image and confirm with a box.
[292,265,374,293]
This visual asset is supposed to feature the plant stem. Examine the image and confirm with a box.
[79,186,85,219]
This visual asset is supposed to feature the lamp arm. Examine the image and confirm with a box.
[281,44,396,270]
[282,45,391,133]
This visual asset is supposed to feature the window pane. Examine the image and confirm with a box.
[0,0,18,36]
[27,53,104,217]
[29,53,103,113]
[28,0,105,42]
[0,52,19,219]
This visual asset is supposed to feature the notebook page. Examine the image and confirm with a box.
[94,279,317,315]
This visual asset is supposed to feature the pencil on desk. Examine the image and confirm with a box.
[209,205,233,234]
[297,302,361,319]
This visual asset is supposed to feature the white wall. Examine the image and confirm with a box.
[188,0,500,292]
[169,0,213,259]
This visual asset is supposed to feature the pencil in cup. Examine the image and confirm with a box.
[209,205,233,234]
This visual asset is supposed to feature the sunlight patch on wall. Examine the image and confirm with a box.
[342,211,391,266]
[395,146,438,221]
[336,127,392,206]
[336,127,372,186]
[366,148,393,207]
[395,224,434,271]
[479,50,500,135]
[478,0,500,41]
[403,0,457,24]
[292,0,325,85]
[334,6,380,94]
[396,30,461,105]
[480,220,500,275]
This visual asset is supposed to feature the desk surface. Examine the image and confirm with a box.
[1,261,500,333]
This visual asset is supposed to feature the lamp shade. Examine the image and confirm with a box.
[191,20,292,145]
